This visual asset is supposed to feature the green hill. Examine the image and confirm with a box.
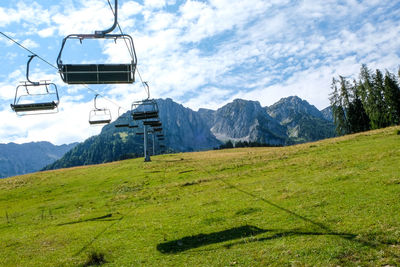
[1,127,399,266]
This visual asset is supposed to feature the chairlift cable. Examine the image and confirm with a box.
[0,31,58,71]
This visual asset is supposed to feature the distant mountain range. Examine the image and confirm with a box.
[44,96,335,171]
[0,142,77,178]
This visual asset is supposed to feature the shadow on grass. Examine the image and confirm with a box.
[219,179,399,250]
[57,214,118,226]
[157,225,266,253]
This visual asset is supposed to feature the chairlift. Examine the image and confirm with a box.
[115,107,130,128]
[131,98,159,121]
[128,121,139,128]
[157,134,164,138]
[158,137,165,141]
[136,132,144,135]
[153,127,162,132]
[11,55,59,115]
[57,0,137,84]
[89,94,112,125]
[143,119,162,127]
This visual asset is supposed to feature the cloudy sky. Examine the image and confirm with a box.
[1,0,400,145]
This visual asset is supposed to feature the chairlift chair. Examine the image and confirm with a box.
[143,119,162,127]
[131,99,159,120]
[158,137,165,141]
[128,122,139,128]
[136,132,144,135]
[89,94,112,125]
[115,107,130,128]
[11,55,60,115]
[57,0,137,84]
[153,127,162,132]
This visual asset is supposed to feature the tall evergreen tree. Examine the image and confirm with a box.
[329,78,348,135]
[383,71,400,125]
[372,69,389,127]
[347,80,370,133]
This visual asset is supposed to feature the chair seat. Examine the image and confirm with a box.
[60,64,134,84]
[89,119,111,125]
[132,111,159,120]
[11,102,57,112]
[115,123,129,128]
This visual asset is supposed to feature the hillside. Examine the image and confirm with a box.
[0,142,77,178]
[2,127,398,266]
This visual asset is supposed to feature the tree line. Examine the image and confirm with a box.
[329,65,400,135]
[218,140,282,149]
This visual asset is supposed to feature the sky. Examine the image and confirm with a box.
[0,0,400,145]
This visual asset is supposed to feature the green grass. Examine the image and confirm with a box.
[1,126,400,266]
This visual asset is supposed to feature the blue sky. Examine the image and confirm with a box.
[1,0,400,145]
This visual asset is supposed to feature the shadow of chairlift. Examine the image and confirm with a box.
[57,0,137,85]
[10,55,60,116]
[89,94,112,125]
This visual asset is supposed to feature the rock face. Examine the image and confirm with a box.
[266,96,335,143]
[207,99,287,145]
[45,99,221,170]
[157,99,221,152]
[321,106,333,122]
[0,142,77,178]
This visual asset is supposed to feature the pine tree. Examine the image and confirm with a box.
[348,80,370,133]
[329,78,348,135]
[383,71,400,125]
[372,69,389,127]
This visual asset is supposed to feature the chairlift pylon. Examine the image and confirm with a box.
[57,0,137,84]
[89,94,112,125]
[10,55,60,115]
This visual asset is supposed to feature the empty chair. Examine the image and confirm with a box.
[89,94,112,125]
[57,0,136,85]
[131,99,159,120]
[11,55,59,115]
[143,119,162,127]
[115,107,130,128]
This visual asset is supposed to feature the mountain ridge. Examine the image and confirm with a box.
[45,96,334,171]
[0,141,77,178]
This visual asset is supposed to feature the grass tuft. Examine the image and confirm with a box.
[83,251,106,266]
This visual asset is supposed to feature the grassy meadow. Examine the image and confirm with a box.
[0,126,399,266]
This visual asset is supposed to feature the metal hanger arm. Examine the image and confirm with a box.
[95,0,118,36]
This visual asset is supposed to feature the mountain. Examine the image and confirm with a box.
[203,99,287,145]
[321,106,333,121]
[266,96,335,143]
[45,99,221,170]
[0,141,77,178]
[45,96,336,171]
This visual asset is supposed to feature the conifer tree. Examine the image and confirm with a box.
[348,80,370,133]
[383,71,400,125]
[372,69,389,127]
[329,78,348,135]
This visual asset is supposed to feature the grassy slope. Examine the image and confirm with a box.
[0,127,399,266]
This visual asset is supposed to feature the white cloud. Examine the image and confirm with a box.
[144,0,166,10]
[21,39,39,49]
